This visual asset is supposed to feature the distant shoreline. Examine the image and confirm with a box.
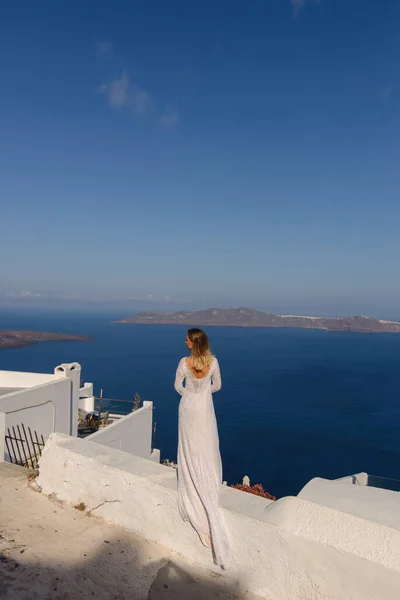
[115,308,400,334]
[0,331,93,350]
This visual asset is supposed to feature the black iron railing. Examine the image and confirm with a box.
[5,424,45,469]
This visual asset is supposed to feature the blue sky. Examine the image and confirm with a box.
[1,0,399,317]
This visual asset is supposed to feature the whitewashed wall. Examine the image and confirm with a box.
[90,401,159,462]
[0,364,83,449]
[298,476,400,530]
[79,382,95,413]
[0,379,72,444]
[54,363,80,436]
[38,433,400,600]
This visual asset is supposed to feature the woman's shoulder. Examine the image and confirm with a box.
[179,356,217,370]
[204,356,217,368]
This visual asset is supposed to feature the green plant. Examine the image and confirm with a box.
[132,392,142,412]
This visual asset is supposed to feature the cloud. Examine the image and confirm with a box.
[98,72,132,109]
[159,105,180,128]
[130,88,153,116]
[163,296,190,303]
[6,290,42,298]
[95,41,114,58]
[115,294,189,304]
[0,290,191,308]
[117,294,154,301]
[380,82,395,103]
[98,72,155,117]
[2,290,86,302]
[292,0,320,17]
[96,39,181,128]
[98,72,179,126]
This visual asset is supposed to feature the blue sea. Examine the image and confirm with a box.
[1,309,400,498]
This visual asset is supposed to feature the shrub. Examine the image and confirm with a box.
[231,483,276,501]
[132,393,142,412]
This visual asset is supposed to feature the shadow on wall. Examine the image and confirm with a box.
[0,536,258,600]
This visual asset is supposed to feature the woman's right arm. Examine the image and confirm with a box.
[174,358,186,395]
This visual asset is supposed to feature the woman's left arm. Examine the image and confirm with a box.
[210,359,222,393]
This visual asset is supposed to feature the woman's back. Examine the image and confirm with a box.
[176,356,221,394]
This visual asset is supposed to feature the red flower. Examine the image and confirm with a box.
[230,482,276,501]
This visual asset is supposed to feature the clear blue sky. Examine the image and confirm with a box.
[1,0,399,317]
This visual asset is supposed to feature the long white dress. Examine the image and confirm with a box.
[174,357,229,569]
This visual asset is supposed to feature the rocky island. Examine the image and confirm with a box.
[116,308,400,333]
[0,331,93,350]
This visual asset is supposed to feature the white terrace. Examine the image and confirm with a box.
[1,362,400,599]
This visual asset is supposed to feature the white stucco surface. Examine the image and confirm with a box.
[0,387,22,397]
[299,476,400,530]
[0,378,72,444]
[0,370,59,388]
[38,433,400,600]
[221,484,274,520]
[0,364,86,453]
[54,363,81,436]
[90,401,159,462]
[78,382,95,412]
[334,472,369,485]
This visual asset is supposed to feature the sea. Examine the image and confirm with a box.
[1,309,400,499]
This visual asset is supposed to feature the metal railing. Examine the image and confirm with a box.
[94,390,138,416]
[5,424,45,469]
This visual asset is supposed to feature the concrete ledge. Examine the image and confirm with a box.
[37,433,400,600]
[334,472,369,485]
[299,477,400,531]
[221,485,274,521]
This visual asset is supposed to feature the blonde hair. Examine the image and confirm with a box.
[188,328,214,372]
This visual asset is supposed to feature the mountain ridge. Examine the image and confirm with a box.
[116,308,400,333]
[0,331,93,350]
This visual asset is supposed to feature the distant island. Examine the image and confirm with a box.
[0,331,93,350]
[116,308,400,334]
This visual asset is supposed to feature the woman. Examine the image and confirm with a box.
[174,328,229,569]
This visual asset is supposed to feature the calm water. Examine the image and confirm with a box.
[1,309,400,498]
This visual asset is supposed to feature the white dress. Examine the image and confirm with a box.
[174,357,229,569]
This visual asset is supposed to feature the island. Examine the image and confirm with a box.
[0,331,93,350]
[116,308,400,334]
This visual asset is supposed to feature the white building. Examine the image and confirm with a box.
[0,363,159,466]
